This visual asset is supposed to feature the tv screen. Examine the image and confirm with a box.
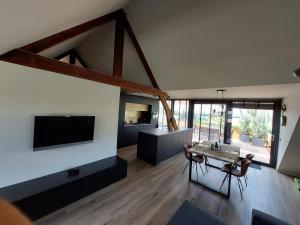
[33,116,95,149]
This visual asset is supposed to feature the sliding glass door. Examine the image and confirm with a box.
[192,103,226,143]
[158,100,171,130]
[158,100,189,130]
[231,108,274,164]
[173,100,189,129]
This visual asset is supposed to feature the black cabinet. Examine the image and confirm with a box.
[117,94,159,148]
[123,125,137,145]
[0,157,127,220]
[121,124,153,146]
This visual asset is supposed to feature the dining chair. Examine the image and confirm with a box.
[192,141,199,146]
[182,144,205,179]
[191,141,209,172]
[219,159,251,198]
[246,153,255,161]
[238,153,255,163]
[237,153,254,183]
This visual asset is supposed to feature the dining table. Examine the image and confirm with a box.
[188,141,240,198]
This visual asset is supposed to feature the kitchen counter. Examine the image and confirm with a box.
[137,128,193,165]
[139,128,191,136]
[124,123,151,127]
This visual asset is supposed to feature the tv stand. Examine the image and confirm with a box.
[0,156,127,220]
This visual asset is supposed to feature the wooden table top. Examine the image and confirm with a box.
[189,142,240,163]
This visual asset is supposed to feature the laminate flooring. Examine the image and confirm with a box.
[36,145,300,225]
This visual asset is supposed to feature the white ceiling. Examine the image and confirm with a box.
[125,0,300,90]
[167,83,300,99]
[2,0,300,100]
[39,30,96,58]
[0,0,130,54]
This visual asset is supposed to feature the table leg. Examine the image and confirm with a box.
[228,174,231,197]
[188,157,231,198]
[189,154,192,181]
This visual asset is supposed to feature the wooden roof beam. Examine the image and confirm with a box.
[123,10,159,89]
[20,10,120,53]
[0,8,178,131]
[113,11,125,78]
[0,49,168,98]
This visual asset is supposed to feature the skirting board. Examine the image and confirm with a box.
[0,156,127,220]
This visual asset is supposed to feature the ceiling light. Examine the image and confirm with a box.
[212,89,227,116]
[216,89,226,98]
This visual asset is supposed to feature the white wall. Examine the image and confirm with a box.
[0,61,120,188]
[278,118,300,177]
[277,90,300,166]
[277,89,300,176]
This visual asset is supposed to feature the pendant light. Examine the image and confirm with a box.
[215,89,226,116]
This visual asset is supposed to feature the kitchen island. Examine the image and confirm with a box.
[137,128,193,165]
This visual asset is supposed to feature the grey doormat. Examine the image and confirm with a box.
[249,163,261,170]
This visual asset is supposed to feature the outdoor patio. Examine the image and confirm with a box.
[232,138,270,164]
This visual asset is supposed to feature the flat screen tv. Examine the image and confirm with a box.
[33,116,95,149]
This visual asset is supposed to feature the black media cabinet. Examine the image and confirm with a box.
[0,156,127,220]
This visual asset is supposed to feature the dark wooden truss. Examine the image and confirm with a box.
[0,9,178,130]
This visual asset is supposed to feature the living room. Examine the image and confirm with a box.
[0,1,299,225]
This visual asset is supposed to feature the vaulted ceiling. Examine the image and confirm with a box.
[0,0,130,54]
[1,0,300,99]
[124,0,300,91]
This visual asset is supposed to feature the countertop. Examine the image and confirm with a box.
[139,128,192,136]
[124,123,151,126]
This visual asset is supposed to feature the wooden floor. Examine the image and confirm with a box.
[36,145,300,225]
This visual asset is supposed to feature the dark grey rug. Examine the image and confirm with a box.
[166,201,230,225]
[250,163,262,170]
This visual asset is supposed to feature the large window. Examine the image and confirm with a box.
[193,103,226,143]
[173,100,189,129]
[158,100,171,130]
[158,100,189,129]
